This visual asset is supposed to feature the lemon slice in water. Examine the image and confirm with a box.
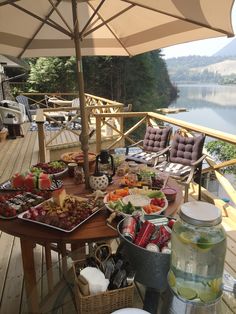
[209,278,222,293]
[168,270,176,287]
[178,231,193,244]
[199,291,217,303]
[177,287,197,300]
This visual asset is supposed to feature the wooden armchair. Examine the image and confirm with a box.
[16,95,39,122]
[67,98,81,129]
[125,125,172,166]
[154,130,206,202]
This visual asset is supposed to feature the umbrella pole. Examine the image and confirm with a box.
[72,0,90,188]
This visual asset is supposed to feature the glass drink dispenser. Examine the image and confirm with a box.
[168,201,227,304]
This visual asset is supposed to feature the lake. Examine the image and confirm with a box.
[168,84,236,135]
[168,84,236,200]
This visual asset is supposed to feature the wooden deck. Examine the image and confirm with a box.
[0,124,236,313]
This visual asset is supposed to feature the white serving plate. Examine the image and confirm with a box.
[104,189,168,217]
[18,200,102,233]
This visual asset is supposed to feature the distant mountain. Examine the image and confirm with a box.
[191,59,236,76]
[214,38,236,57]
[165,55,236,84]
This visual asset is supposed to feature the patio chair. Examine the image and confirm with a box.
[125,125,172,166]
[0,100,27,122]
[44,95,50,107]
[154,130,206,202]
[0,100,27,137]
[16,95,39,122]
[67,98,81,130]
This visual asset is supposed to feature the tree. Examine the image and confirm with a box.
[206,141,236,174]
[23,52,177,111]
[27,57,77,92]
[83,51,177,111]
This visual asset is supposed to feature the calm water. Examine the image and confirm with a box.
[169,84,236,199]
[168,84,236,135]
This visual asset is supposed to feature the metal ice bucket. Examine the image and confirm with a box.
[117,219,170,290]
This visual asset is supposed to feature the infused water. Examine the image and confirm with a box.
[168,219,226,303]
[168,201,226,303]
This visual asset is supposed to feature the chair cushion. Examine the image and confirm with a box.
[143,126,172,152]
[155,161,192,177]
[126,151,164,165]
[170,133,205,166]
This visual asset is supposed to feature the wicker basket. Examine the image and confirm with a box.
[73,260,134,314]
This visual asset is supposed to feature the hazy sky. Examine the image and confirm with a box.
[162,4,236,59]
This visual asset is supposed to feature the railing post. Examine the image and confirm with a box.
[96,115,102,153]
[120,111,124,148]
[36,109,46,162]
[38,122,46,162]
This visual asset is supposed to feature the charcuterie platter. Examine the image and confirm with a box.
[18,189,104,232]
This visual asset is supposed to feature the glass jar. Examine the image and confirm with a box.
[74,165,85,184]
[168,201,226,304]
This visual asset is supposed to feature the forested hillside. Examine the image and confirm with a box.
[8,51,177,112]
[166,56,236,84]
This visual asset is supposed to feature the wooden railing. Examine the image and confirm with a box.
[21,92,124,110]
[35,93,125,162]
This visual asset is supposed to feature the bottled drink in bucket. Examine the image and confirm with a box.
[168,201,226,303]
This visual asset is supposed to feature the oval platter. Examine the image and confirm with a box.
[104,188,168,217]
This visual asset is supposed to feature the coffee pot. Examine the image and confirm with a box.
[95,150,115,183]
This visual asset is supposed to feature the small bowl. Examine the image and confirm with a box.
[162,187,177,202]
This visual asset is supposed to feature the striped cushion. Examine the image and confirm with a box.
[155,161,192,177]
[127,151,164,165]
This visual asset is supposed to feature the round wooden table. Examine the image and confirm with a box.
[0,175,182,313]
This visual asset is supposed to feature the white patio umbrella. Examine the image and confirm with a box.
[0,0,234,185]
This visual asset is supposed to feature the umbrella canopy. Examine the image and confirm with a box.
[0,0,234,57]
[0,0,234,184]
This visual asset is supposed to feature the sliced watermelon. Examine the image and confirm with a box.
[38,173,52,190]
[24,173,37,190]
[11,173,25,188]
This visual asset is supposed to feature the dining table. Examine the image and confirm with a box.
[0,174,182,313]
[48,98,73,108]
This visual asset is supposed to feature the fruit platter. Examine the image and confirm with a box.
[104,188,168,216]
[18,188,104,232]
[0,172,62,191]
[30,160,68,178]
[61,151,96,164]
[0,190,52,219]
